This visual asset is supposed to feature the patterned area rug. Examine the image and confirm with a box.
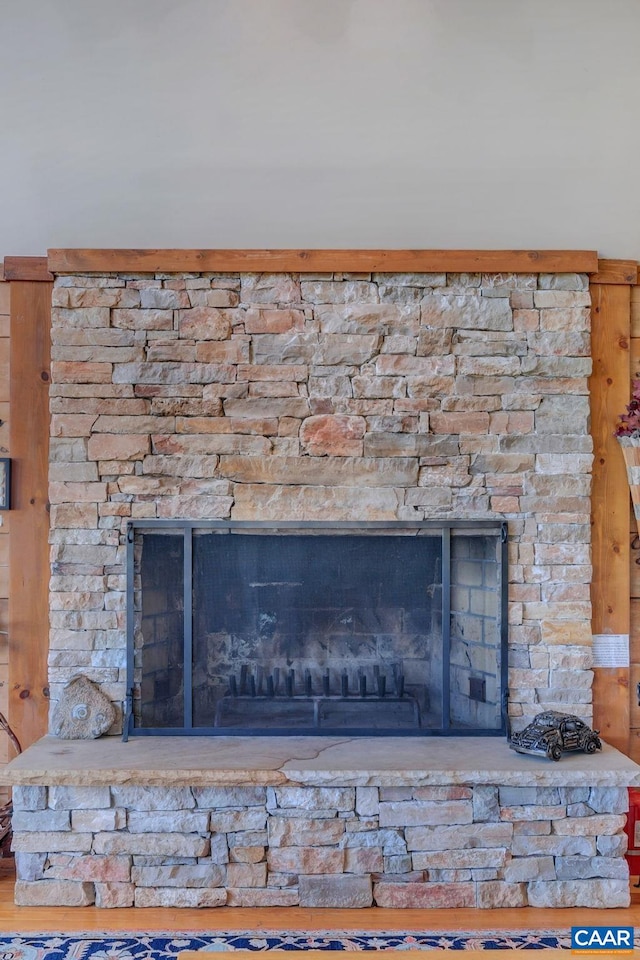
[0,929,574,957]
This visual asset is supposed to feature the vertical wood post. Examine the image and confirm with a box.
[590,271,634,754]
[8,265,51,750]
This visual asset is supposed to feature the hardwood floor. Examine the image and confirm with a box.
[0,860,638,934]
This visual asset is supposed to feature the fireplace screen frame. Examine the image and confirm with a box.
[124,519,509,739]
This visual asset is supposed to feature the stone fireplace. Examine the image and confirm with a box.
[4,258,640,909]
[46,266,595,729]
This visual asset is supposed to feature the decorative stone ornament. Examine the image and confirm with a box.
[51,675,117,740]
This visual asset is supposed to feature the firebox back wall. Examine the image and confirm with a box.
[48,269,594,734]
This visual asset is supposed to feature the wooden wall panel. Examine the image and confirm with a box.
[0,282,9,780]
[9,281,51,751]
[629,283,640,761]
[590,282,632,755]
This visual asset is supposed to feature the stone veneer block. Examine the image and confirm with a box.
[527,879,630,908]
[15,880,94,906]
[94,882,135,908]
[134,887,227,908]
[374,880,476,908]
[298,874,373,907]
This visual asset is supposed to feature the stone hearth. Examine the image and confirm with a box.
[3,735,638,908]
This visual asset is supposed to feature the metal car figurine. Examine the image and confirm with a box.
[509,710,601,761]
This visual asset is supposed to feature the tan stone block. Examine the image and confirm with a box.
[352,376,405,399]
[379,800,473,828]
[232,483,401,521]
[209,809,267,832]
[299,874,373,907]
[93,833,208,857]
[301,280,376,304]
[134,886,227,907]
[412,849,506,870]
[268,818,345,847]
[511,835,595,857]
[73,288,140,308]
[195,340,249,363]
[244,309,305,334]
[12,810,70,831]
[299,414,365,456]
[53,307,110,328]
[226,862,267,887]
[405,823,513,851]
[131,865,225,887]
[49,482,108,504]
[153,434,271,456]
[50,504,98,528]
[476,880,527,907]
[229,846,266,863]
[540,621,592,645]
[374,880,475,908]
[224,398,310,419]
[313,334,380,365]
[51,414,97,438]
[241,273,300,304]
[267,847,345,875]
[178,306,234,340]
[15,880,94,906]
[344,847,383,874]
[176,417,277,435]
[112,309,173,330]
[226,888,299,906]
[552,815,626,836]
[376,354,455,377]
[128,811,209,833]
[527,878,629,908]
[238,364,308,382]
[92,415,175,435]
[51,361,113,383]
[94,882,135,907]
[502,856,556,882]
[272,787,355,811]
[12,832,93,853]
[218,455,416,487]
[145,342,196,362]
[87,434,150,461]
[248,381,300,398]
[204,289,239,307]
[45,854,131,883]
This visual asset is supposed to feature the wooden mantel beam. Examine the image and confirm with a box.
[47,248,600,276]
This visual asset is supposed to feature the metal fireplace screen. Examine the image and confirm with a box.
[125,521,508,738]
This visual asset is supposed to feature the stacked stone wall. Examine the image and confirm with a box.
[12,783,629,908]
[48,269,594,732]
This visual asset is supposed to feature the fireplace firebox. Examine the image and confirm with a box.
[125,520,508,738]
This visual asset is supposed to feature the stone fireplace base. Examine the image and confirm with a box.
[2,735,638,908]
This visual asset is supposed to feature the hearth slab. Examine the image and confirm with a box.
[1,735,639,788]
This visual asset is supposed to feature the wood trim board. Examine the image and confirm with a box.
[590,259,638,285]
[590,282,632,754]
[3,257,52,282]
[8,279,52,750]
[47,248,599,275]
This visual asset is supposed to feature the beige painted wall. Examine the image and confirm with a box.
[0,0,639,258]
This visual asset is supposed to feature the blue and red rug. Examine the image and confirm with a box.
[0,929,575,957]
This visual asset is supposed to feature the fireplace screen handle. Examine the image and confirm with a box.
[122,690,133,742]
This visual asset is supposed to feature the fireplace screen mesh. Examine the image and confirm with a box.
[126,521,508,737]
